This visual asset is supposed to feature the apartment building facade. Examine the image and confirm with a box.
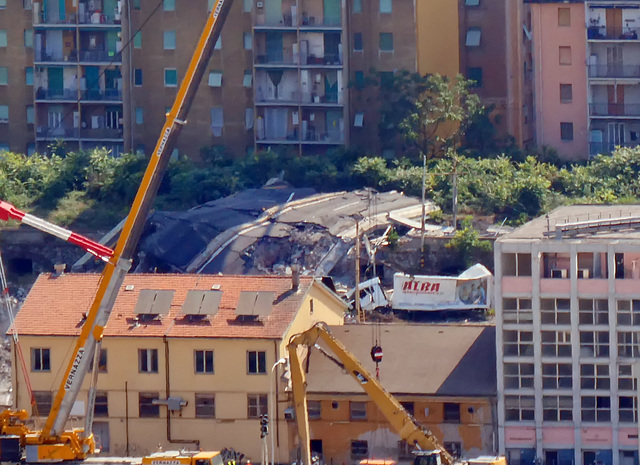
[495,205,640,465]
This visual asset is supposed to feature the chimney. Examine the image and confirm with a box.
[291,264,300,291]
[53,263,66,277]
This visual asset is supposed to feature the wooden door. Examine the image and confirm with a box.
[608,85,625,115]
[607,8,623,38]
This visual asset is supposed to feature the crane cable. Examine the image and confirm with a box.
[0,249,38,419]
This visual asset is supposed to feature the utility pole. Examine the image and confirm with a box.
[355,219,362,322]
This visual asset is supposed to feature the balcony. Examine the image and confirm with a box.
[81,89,123,102]
[589,141,637,156]
[35,127,122,140]
[588,65,640,79]
[588,26,640,41]
[35,88,78,101]
[589,103,640,118]
[35,49,120,64]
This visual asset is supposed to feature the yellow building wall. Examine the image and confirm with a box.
[415,1,460,77]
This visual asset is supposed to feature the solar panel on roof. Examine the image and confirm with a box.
[181,290,222,316]
[235,291,275,316]
[134,290,174,315]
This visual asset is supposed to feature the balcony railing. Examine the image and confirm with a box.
[81,89,123,101]
[35,10,119,26]
[35,49,121,63]
[588,26,640,41]
[589,103,640,117]
[254,53,342,66]
[254,13,341,28]
[79,50,121,63]
[589,141,637,156]
[35,88,78,100]
[588,65,640,78]
[36,127,123,139]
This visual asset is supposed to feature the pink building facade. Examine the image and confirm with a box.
[495,205,640,465]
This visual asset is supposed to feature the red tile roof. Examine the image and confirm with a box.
[10,273,319,339]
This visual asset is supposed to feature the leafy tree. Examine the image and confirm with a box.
[446,216,492,269]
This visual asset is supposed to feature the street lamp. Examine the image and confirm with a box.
[271,358,286,465]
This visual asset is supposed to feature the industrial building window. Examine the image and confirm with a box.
[351,440,368,459]
[619,396,637,423]
[94,391,108,417]
[465,28,481,47]
[443,403,460,422]
[619,365,638,390]
[542,330,571,357]
[504,395,534,421]
[134,69,143,86]
[502,298,533,324]
[353,32,363,51]
[243,71,252,87]
[542,363,572,389]
[26,105,34,125]
[504,362,534,389]
[543,395,572,422]
[307,400,321,419]
[353,0,361,13]
[581,364,610,390]
[134,32,142,48]
[0,67,7,85]
[195,393,215,418]
[25,67,33,85]
[139,392,160,417]
[541,298,571,325]
[33,391,52,416]
[581,395,610,422]
[32,348,51,371]
[618,331,640,358]
[135,107,144,125]
[164,31,176,50]
[164,68,178,87]
[503,330,533,356]
[350,401,367,420]
[163,0,175,11]
[379,0,391,14]
[247,351,266,374]
[467,67,482,87]
[558,7,570,27]
[465,0,479,6]
[559,46,571,65]
[247,394,268,418]
[208,71,223,87]
[0,30,7,47]
[379,33,393,51]
[560,84,572,103]
[24,29,33,48]
[244,32,252,50]
[444,443,461,459]
[195,350,214,374]
[579,299,609,325]
[560,122,573,140]
[616,299,640,326]
[580,330,609,358]
[138,349,158,373]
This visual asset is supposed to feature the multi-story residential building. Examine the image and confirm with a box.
[9,273,347,459]
[495,205,640,465]
[299,324,498,463]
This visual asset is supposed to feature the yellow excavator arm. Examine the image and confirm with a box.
[287,322,455,465]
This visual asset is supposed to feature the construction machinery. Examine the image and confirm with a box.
[0,0,235,462]
[286,323,506,465]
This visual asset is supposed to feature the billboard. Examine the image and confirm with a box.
[391,263,492,311]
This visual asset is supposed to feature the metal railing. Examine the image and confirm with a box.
[35,89,78,100]
[254,15,341,28]
[589,103,640,117]
[588,26,640,41]
[588,65,640,78]
[81,89,123,101]
[589,141,636,156]
[35,49,121,63]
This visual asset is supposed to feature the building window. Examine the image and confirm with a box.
[354,111,364,127]
[560,122,573,141]
[355,70,365,89]
[308,400,321,419]
[581,395,611,422]
[560,84,572,103]
[215,36,222,50]
[504,330,533,356]
[505,395,534,421]
[164,30,176,50]
[0,30,7,48]
[164,68,178,87]
[504,362,535,389]
[138,349,158,373]
[351,440,368,459]
[354,32,363,51]
[502,298,533,324]
[444,443,462,459]
[0,67,7,85]
[619,365,638,390]
[133,0,140,8]
[24,29,33,48]
[32,348,51,371]
[135,107,144,125]
[94,391,108,417]
[465,0,479,5]
[0,0,6,7]
[247,394,268,418]
[247,351,266,374]
[33,391,52,416]
[543,395,572,422]
[619,396,637,423]
[195,393,215,418]
[379,33,393,52]
[24,0,33,9]
[134,69,143,86]
[89,349,108,373]
[350,401,367,420]
[618,331,640,358]
[208,0,214,11]
[353,0,362,13]
[243,70,252,87]
[617,299,640,326]
[541,298,571,325]
[243,0,251,12]
[25,67,33,85]
[502,253,532,276]
[26,105,34,125]
[139,392,160,417]
[443,403,460,422]
[466,28,482,47]
[379,0,391,14]
[163,0,175,11]
[211,107,223,136]
[542,363,572,389]
[559,46,571,65]
[579,299,609,325]
[467,67,482,87]
[580,330,609,358]
[243,32,252,50]
[400,402,415,416]
[195,350,214,374]
[558,7,570,27]
[0,105,8,123]
[134,32,142,48]
[208,71,223,87]
[245,108,253,130]
[541,330,571,357]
